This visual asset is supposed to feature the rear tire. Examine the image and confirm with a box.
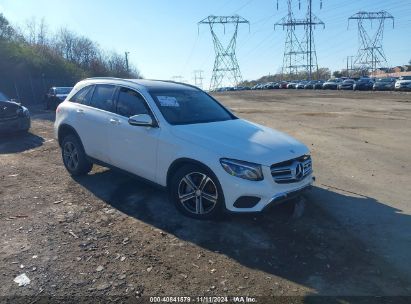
[169,164,224,220]
[61,134,93,176]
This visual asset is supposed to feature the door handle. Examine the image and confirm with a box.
[76,109,84,114]
[109,118,120,125]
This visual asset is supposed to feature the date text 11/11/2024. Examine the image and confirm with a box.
[149,296,257,303]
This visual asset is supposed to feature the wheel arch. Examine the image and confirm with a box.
[166,157,216,188]
[57,124,81,147]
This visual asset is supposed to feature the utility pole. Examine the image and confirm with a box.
[124,51,130,73]
[275,0,324,80]
[198,15,250,91]
[346,56,349,77]
[193,70,204,89]
[344,56,355,77]
[348,11,394,75]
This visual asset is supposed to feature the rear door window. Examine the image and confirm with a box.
[89,85,116,112]
[70,85,94,105]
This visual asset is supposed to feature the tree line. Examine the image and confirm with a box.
[0,13,141,103]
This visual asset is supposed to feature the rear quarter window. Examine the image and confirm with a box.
[70,85,94,105]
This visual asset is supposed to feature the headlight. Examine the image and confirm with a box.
[220,158,263,181]
[17,107,30,117]
[23,108,30,117]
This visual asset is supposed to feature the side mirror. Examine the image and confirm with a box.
[128,114,154,127]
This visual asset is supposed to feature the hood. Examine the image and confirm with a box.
[171,119,309,166]
[0,100,21,118]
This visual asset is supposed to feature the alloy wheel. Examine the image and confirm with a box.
[63,141,79,171]
[178,172,218,215]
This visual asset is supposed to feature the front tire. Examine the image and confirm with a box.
[61,134,93,176]
[169,165,224,220]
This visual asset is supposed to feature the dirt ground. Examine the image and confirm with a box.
[1,90,411,302]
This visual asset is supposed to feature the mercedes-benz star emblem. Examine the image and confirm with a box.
[294,162,304,180]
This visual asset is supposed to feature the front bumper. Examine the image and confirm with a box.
[0,116,30,133]
[262,181,313,212]
[374,85,393,91]
[217,164,315,213]
[395,84,411,90]
[323,84,338,90]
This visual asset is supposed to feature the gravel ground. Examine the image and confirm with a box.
[1,90,410,303]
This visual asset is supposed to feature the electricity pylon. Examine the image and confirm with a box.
[198,15,249,91]
[171,75,183,82]
[275,0,324,80]
[193,70,204,89]
[348,11,394,74]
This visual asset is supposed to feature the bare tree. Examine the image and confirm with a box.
[37,18,48,46]
[54,28,77,61]
[24,17,37,44]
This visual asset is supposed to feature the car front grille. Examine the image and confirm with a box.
[271,155,312,184]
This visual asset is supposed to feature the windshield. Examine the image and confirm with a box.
[149,89,235,125]
[344,80,354,84]
[55,87,73,94]
[0,92,9,101]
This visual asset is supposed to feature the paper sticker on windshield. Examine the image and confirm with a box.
[158,96,180,107]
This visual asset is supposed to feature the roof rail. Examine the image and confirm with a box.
[83,77,201,90]
[83,77,144,87]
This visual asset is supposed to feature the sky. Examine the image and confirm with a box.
[0,0,410,88]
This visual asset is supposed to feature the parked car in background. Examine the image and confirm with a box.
[338,79,356,90]
[264,82,280,89]
[304,81,317,89]
[251,83,265,90]
[279,81,289,89]
[322,78,342,90]
[296,81,309,89]
[373,78,396,91]
[287,81,299,89]
[313,80,325,89]
[0,92,30,134]
[55,78,313,219]
[395,76,411,91]
[45,87,73,110]
[353,78,374,91]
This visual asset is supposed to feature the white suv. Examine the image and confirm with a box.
[55,78,314,219]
